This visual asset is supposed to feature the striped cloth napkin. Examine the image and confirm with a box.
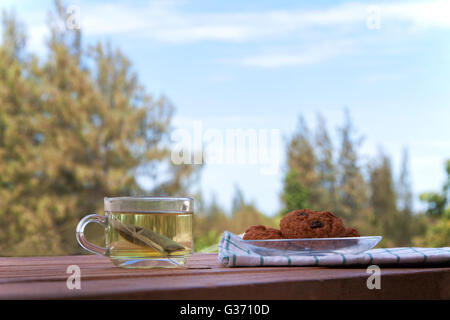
[218,231,450,267]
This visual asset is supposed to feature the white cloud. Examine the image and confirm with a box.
[78,2,360,42]
[73,0,450,68]
[4,0,450,64]
[239,39,355,68]
[384,0,450,29]
[76,0,450,43]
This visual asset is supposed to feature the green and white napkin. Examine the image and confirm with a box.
[218,231,450,267]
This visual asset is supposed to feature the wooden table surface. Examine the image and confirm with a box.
[0,253,449,299]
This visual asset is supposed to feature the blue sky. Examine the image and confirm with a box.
[2,0,450,215]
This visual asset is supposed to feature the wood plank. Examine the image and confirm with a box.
[0,254,449,299]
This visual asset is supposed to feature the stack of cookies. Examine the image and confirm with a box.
[243,208,359,240]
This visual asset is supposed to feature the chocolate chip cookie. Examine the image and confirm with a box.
[280,208,347,239]
[243,225,283,240]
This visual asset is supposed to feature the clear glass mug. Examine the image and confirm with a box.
[76,197,194,268]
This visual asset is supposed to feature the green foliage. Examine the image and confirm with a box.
[420,160,450,217]
[279,111,435,247]
[0,3,197,256]
[335,110,369,224]
[194,229,221,252]
[230,204,276,234]
[414,215,450,247]
[281,111,371,229]
[282,117,320,211]
[415,160,450,246]
[314,114,338,210]
[368,152,398,246]
[445,160,450,195]
[0,2,447,256]
[419,192,447,217]
[193,195,228,251]
[280,170,309,215]
[193,187,276,252]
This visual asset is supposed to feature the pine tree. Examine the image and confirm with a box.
[416,159,450,247]
[420,160,450,217]
[368,151,398,245]
[193,195,228,250]
[231,184,245,212]
[0,3,198,256]
[335,110,369,227]
[315,113,337,210]
[281,116,321,213]
[1,9,26,60]
[397,148,413,213]
[230,204,275,235]
[0,9,55,255]
[395,148,413,245]
[280,170,310,214]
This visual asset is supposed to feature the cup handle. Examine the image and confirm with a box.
[76,214,108,256]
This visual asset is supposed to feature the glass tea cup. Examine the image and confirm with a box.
[76,197,194,268]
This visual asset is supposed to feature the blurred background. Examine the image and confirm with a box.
[0,0,449,256]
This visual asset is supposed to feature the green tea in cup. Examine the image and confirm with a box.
[76,197,193,268]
